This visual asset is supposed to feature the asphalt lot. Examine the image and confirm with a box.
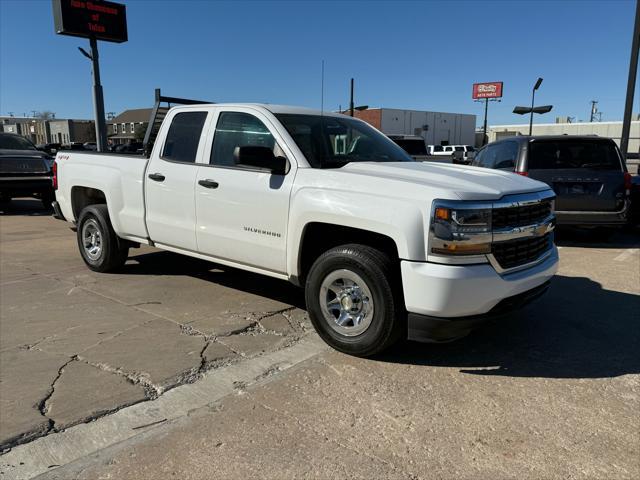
[1,198,639,479]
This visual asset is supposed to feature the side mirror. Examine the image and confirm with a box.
[233,146,288,174]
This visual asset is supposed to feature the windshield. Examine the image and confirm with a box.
[0,134,37,150]
[275,114,413,168]
[528,139,622,170]
[393,139,427,156]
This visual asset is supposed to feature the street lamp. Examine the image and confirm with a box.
[530,77,543,134]
[513,77,553,135]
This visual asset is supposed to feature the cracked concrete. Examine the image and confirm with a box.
[0,202,309,451]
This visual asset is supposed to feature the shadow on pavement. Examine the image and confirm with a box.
[555,225,640,249]
[378,275,640,379]
[127,250,306,310]
[0,198,52,216]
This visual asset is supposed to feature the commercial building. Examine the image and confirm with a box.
[107,108,151,145]
[346,108,476,146]
[48,119,95,145]
[0,117,50,144]
[487,120,640,157]
[0,116,95,145]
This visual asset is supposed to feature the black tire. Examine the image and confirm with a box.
[76,204,128,272]
[304,244,404,357]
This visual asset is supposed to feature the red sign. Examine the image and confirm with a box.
[472,82,503,99]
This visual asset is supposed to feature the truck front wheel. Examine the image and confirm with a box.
[76,204,128,272]
[305,244,404,357]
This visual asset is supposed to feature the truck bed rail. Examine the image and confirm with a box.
[142,88,212,157]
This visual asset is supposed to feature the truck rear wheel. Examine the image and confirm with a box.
[305,244,404,357]
[76,204,128,272]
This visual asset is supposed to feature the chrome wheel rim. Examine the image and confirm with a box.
[319,269,374,336]
[82,219,103,261]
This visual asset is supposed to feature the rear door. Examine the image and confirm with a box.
[526,139,625,212]
[144,109,209,250]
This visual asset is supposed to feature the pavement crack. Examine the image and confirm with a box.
[78,358,162,399]
[37,356,78,433]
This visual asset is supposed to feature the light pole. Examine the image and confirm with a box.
[529,77,543,135]
[349,78,355,117]
[621,0,640,161]
[513,78,552,134]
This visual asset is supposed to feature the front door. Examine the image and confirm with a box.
[195,109,295,274]
[145,110,209,251]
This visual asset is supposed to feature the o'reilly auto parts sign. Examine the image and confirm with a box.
[472,82,503,99]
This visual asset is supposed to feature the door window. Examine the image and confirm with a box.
[493,142,518,170]
[210,112,276,167]
[161,111,208,163]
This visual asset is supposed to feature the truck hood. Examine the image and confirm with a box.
[338,161,550,200]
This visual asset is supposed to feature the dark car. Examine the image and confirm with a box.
[36,143,62,155]
[472,136,631,228]
[0,133,55,208]
[114,141,143,154]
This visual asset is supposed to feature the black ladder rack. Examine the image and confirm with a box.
[142,88,212,158]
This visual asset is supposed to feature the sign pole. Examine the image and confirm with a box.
[89,36,107,152]
[482,98,489,146]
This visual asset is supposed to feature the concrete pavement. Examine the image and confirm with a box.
[0,200,311,450]
[0,199,639,479]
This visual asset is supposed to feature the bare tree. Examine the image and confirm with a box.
[134,123,148,142]
[37,111,56,120]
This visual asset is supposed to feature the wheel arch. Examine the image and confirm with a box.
[294,222,402,286]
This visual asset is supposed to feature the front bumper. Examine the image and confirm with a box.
[0,177,52,197]
[408,280,550,342]
[401,247,558,342]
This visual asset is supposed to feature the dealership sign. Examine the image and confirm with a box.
[52,0,127,43]
[472,82,503,99]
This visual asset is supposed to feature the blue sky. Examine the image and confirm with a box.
[0,0,638,126]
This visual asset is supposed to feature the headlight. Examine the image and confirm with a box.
[429,201,492,257]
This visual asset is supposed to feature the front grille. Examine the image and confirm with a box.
[492,200,552,229]
[492,234,551,270]
[0,158,49,175]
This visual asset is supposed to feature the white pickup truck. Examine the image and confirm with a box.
[53,104,558,356]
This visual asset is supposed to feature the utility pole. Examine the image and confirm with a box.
[349,78,355,117]
[621,0,640,161]
[589,100,599,122]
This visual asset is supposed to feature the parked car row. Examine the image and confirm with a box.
[387,135,475,164]
[427,144,475,164]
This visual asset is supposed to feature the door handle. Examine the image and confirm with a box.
[148,173,165,182]
[198,179,219,189]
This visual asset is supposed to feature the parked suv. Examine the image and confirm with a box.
[473,136,631,227]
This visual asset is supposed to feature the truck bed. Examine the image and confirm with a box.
[55,152,150,241]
